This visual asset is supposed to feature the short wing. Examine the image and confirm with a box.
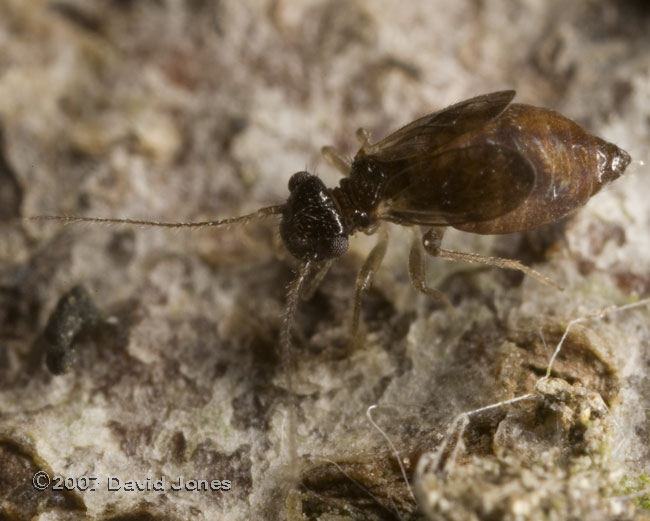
[369,90,515,161]
[377,145,536,226]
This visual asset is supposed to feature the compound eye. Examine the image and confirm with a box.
[288,171,312,192]
[321,236,348,259]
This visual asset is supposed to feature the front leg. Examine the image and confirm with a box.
[421,229,562,289]
[321,128,374,177]
[300,260,333,301]
[321,146,351,176]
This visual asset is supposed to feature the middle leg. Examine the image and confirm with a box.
[349,227,389,346]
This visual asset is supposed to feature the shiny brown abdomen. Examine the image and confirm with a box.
[451,104,630,235]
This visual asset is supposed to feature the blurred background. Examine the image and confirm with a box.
[0,1,649,520]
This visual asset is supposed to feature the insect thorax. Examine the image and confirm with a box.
[330,156,389,234]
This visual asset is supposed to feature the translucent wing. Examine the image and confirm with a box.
[368,90,515,161]
[377,144,536,226]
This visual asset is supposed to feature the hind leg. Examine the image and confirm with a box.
[408,227,456,318]
[421,228,562,289]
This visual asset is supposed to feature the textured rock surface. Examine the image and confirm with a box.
[0,0,649,519]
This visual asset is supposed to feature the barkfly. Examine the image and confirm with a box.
[30,89,630,388]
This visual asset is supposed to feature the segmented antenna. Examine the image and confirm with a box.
[280,260,313,475]
[26,205,285,228]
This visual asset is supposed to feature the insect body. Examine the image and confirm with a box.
[281,90,629,261]
[279,90,630,336]
[32,90,630,343]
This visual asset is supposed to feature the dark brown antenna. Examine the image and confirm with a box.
[26,204,285,228]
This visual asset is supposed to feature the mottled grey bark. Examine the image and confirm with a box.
[0,1,649,519]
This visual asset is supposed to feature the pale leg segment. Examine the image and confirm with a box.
[421,228,562,289]
[320,128,373,176]
[408,227,456,318]
[348,227,389,346]
[355,127,376,154]
[321,146,351,176]
[300,260,333,301]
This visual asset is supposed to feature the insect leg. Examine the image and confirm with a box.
[321,146,351,176]
[355,127,375,154]
[349,227,389,346]
[408,227,456,318]
[300,260,333,301]
[421,229,563,289]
